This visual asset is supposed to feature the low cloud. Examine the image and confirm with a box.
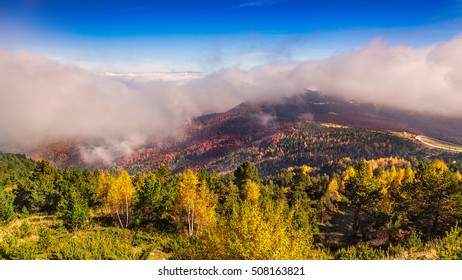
[0,50,192,162]
[1,35,462,163]
[299,113,314,121]
[296,38,462,115]
[78,135,146,165]
[190,36,462,117]
[252,113,278,127]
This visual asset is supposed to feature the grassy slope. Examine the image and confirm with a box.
[0,214,172,260]
[3,214,462,260]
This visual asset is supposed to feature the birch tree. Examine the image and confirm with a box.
[98,169,135,228]
[173,169,216,236]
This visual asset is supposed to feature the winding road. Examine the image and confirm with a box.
[415,135,462,153]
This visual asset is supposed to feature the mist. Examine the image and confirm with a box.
[0,50,192,162]
[1,36,462,163]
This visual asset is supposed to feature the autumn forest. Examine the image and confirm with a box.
[2,150,462,260]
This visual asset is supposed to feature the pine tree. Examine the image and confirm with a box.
[57,188,89,231]
[0,187,16,225]
[133,168,177,229]
[234,161,260,189]
[337,161,384,244]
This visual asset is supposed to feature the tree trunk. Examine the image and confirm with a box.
[125,193,129,228]
[116,208,123,228]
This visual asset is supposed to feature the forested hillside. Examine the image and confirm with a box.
[121,120,462,177]
[2,152,462,260]
[29,92,462,173]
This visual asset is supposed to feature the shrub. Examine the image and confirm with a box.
[0,237,36,260]
[335,244,385,260]
[437,226,462,260]
[51,228,149,260]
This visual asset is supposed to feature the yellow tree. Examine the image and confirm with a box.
[97,172,115,212]
[322,179,342,211]
[243,180,260,203]
[319,178,342,225]
[377,166,406,213]
[98,169,135,228]
[173,169,216,236]
[199,199,327,260]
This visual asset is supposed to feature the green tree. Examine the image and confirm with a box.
[14,160,61,213]
[402,161,462,239]
[217,174,240,215]
[336,161,385,244]
[234,161,260,191]
[57,187,89,231]
[0,187,16,225]
[133,166,177,230]
[70,169,99,209]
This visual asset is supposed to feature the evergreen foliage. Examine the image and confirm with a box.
[234,161,260,188]
[0,187,16,224]
[57,187,89,231]
[133,165,177,230]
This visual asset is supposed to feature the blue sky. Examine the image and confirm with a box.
[1,0,462,72]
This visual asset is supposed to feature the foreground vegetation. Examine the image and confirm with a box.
[2,152,462,259]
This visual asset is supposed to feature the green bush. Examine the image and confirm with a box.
[0,236,37,260]
[37,226,54,252]
[18,221,32,238]
[51,228,149,260]
[405,231,423,250]
[437,226,462,260]
[335,244,385,260]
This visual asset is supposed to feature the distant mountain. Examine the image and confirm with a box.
[27,92,462,175]
[119,92,462,175]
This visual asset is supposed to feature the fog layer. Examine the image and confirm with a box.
[1,36,462,163]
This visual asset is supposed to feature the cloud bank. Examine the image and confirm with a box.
[1,36,462,163]
[0,50,192,162]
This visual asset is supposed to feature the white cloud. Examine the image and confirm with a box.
[2,35,462,163]
[0,50,193,162]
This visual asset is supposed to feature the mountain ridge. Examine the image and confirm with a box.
[117,92,462,175]
[24,92,462,175]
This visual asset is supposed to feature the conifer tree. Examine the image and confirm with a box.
[0,187,16,224]
[234,161,260,189]
[57,187,89,231]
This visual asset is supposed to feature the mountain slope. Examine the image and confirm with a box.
[119,92,462,175]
